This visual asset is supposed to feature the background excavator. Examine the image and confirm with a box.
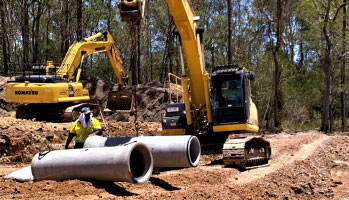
[5,31,132,122]
[119,0,271,170]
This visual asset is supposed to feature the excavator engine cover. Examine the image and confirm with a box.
[118,0,145,24]
[106,91,133,111]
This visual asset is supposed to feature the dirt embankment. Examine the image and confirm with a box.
[0,116,161,163]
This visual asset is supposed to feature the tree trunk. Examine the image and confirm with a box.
[321,0,332,132]
[21,0,30,70]
[76,0,82,40]
[299,41,305,73]
[227,0,232,64]
[211,48,215,67]
[107,0,112,31]
[32,1,43,64]
[145,12,150,82]
[46,4,50,61]
[273,0,283,128]
[0,0,8,75]
[341,0,347,132]
[64,0,70,53]
[150,26,153,81]
[130,23,137,85]
[167,19,174,76]
[160,40,168,82]
[137,24,141,84]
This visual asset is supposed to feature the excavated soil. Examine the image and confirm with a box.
[1,76,349,199]
[0,75,179,122]
[82,77,178,122]
[0,116,348,200]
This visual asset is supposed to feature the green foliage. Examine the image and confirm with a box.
[0,0,348,131]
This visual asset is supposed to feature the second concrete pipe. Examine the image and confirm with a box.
[84,135,201,168]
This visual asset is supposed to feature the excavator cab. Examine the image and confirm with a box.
[211,65,255,126]
[118,0,145,24]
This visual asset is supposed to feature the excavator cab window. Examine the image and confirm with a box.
[214,79,242,108]
[211,74,247,124]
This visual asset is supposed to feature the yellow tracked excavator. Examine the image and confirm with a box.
[119,0,271,170]
[5,31,132,121]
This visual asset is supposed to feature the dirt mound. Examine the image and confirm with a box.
[0,117,69,163]
[104,81,181,122]
[0,116,161,163]
[82,76,118,105]
[82,77,178,122]
[0,76,19,115]
[0,76,11,113]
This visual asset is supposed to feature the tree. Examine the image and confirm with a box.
[272,0,284,128]
[340,0,347,132]
[76,0,82,40]
[137,24,141,84]
[32,0,44,64]
[130,23,137,85]
[227,0,232,64]
[21,0,30,68]
[321,0,331,132]
[256,0,286,128]
[0,0,8,75]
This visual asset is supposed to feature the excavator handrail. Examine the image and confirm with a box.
[168,73,184,104]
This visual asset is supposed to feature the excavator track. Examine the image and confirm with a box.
[223,136,271,170]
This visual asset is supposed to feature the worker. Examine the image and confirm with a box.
[65,107,102,149]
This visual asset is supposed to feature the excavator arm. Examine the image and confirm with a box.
[56,31,128,88]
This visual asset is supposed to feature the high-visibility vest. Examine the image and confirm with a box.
[70,118,102,141]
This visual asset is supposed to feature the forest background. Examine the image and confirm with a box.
[0,0,348,132]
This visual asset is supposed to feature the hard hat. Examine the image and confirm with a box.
[81,107,91,114]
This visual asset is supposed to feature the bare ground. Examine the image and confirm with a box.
[0,116,348,200]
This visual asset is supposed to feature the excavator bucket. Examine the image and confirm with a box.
[118,0,145,23]
[106,90,133,111]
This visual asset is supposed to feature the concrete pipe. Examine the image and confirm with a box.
[84,135,201,168]
[31,142,153,184]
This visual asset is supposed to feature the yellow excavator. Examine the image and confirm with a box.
[5,31,132,121]
[119,0,271,170]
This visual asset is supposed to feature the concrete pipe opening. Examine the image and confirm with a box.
[187,136,201,167]
[129,143,153,184]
